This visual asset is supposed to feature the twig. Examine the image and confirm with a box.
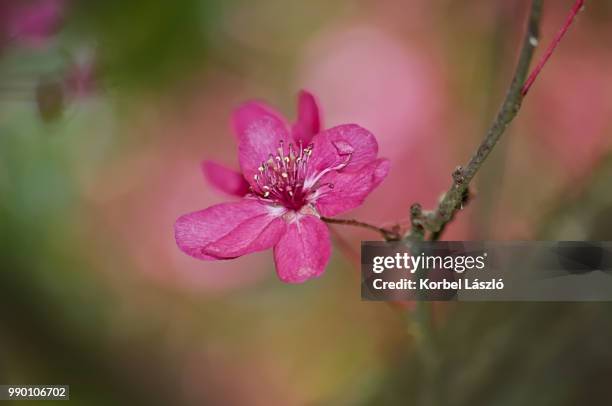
[412,0,586,241]
[522,0,586,96]
[398,2,584,398]
[410,0,544,241]
[321,217,401,241]
[408,203,425,241]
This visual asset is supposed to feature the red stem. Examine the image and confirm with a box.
[521,0,585,96]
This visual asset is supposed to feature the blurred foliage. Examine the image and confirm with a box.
[368,303,612,406]
[539,155,612,240]
[68,0,228,91]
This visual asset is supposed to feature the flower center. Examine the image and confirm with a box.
[249,140,352,210]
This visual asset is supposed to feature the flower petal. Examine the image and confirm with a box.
[292,90,321,144]
[314,158,390,217]
[273,215,331,283]
[201,160,250,197]
[232,100,291,141]
[175,200,285,260]
[204,207,287,259]
[307,124,379,177]
[235,103,293,186]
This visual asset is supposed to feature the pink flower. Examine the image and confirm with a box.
[202,91,321,198]
[3,0,65,48]
[175,91,389,283]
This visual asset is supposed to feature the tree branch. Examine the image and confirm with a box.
[411,0,544,240]
[331,0,584,243]
[321,217,401,241]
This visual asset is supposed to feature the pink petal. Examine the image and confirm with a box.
[232,101,290,141]
[201,160,250,197]
[315,158,390,217]
[273,215,331,283]
[291,90,321,144]
[308,124,379,177]
[175,200,285,260]
[203,208,287,259]
[234,102,293,185]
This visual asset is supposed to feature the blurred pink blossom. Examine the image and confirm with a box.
[298,24,470,240]
[2,0,65,48]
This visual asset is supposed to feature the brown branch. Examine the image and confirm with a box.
[321,217,401,241]
[331,0,584,244]
[410,0,544,241]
